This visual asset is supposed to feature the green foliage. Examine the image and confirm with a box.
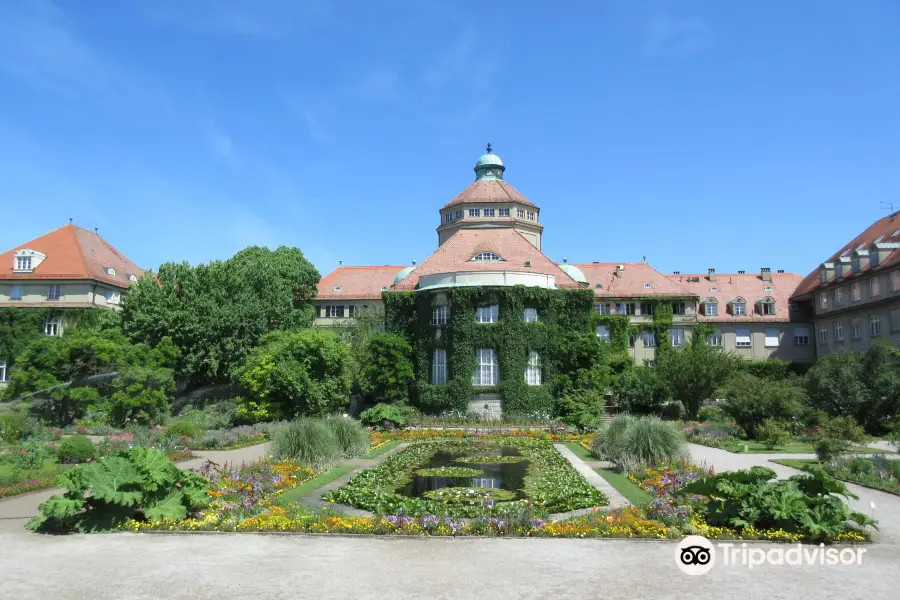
[612,367,670,415]
[656,337,740,419]
[719,373,804,438]
[105,368,175,426]
[8,437,55,472]
[697,405,727,423]
[324,417,370,458]
[737,359,807,380]
[166,421,204,439]
[821,416,866,444]
[590,414,635,462]
[679,466,876,541]
[815,439,849,462]
[555,388,605,430]
[756,419,792,450]
[592,415,684,471]
[361,333,415,404]
[359,403,417,429]
[234,328,352,419]
[27,448,210,533]
[272,418,344,469]
[122,246,320,388]
[805,340,900,434]
[0,409,27,443]
[57,435,96,463]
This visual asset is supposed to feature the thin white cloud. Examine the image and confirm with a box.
[643,15,712,58]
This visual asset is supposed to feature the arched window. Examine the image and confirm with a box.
[472,252,503,262]
[703,298,718,316]
[757,296,776,316]
[729,296,747,316]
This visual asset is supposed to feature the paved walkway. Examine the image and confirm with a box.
[688,443,899,547]
[553,443,630,508]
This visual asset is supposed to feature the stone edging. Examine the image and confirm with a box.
[551,443,630,512]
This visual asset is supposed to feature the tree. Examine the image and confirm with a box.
[334,304,387,394]
[361,333,415,404]
[233,328,352,419]
[719,373,805,438]
[656,336,739,419]
[613,367,671,415]
[122,246,320,388]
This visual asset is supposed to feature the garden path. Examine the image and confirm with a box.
[553,443,630,509]
[688,443,900,547]
[0,442,273,534]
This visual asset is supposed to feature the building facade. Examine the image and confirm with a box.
[791,212,900,357]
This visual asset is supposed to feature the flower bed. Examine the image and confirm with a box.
[371,429,591,444]
[818,455,900,496]
[0,473,65,498]
[323,438,607,517]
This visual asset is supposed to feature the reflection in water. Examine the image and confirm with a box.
[396,446,527,501]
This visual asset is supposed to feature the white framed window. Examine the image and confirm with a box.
[851,319,862,340]
[890,310,900,333]
[817,324,828,344]
[523,307,538,322]
[517,208,525,218]
[432,306,449,326]
[129,274,138,283]
[472,252,502,262]
[733,302,746,316]
[476,305,499,323]
[499,208,510,217]
[593,303,610,315]
[106,267,116,277]
[852,283,861,301]
[642,331,656,348]
[0,358,7,382]
[669,328,684,346]
[15,256,32,271]
[596,325,610,342]
[834,287,844,305]
[818,293,828,310]
[347,305,357,318]
[10,285,23,301]
[104,289,121,305]
[472,348,498,387]
[643,359,656,368]
[47,284,61,300]
[483,208,496,217]
[892,270,900,291]
[525,351,541,386]
[327,305,343,318]
[869,276,881,297]
[870,314,882,337]
[526,211,536,221]
[833,321,844,342]
[618,302,635,315]
[794,328,809,346]
[444,213,452,223]
[671,302,686,316]
[468,208,480,217]
[43,317,62,337]
[764,328,780,347]
[640,302,654,316]
[760,301,776,316]
[706,331,723,346]
[455,210,462,220]
[643,283,652,289]
[432,349,447,385]
[704,301,718,316]
[735,328,752,347]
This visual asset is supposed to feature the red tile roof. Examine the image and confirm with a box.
[393,229,580,290]
[668,272,802,322]
[792,212,900,299]
[574,262,696,298]
[316,266,408,300]
[0,224,144,289]
[442,179,538,209]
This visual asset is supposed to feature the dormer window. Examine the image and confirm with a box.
[472,252,503,262]
[703,298,718,316]
[333,286,343,292]
[105,267,117,277]
[643,283,652,289]
[757,297,776,316]
[16,256,32,271]
[730,297,747,316]
[381,286,389,292]
[851,257,860,273]
[128,274,138,282]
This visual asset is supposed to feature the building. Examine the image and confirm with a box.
[0,223,144,387]
[314,146,814,413]
[791,211,900,357]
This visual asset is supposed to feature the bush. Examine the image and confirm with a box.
[756,419,792,450]
[697,405,726,423]
[324,417,369,458]
[612,368,669,415]
[821,416,866,444]
[360,333,415,404]
[845,457,876,476]
[166,421,204,439]
[0,409,27,443]
[176,407,232,430]
[719,373,804,438]
[591,415,684,471]
[273,418,343,469]
[27,448,210,533]
[556,389,605,430]
[659,402,684,421]
[815,438,849,463]
[57,435,96,464]
[359,403,417,429]
[590,414,635,461]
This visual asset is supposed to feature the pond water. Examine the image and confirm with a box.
[395,445,528,501]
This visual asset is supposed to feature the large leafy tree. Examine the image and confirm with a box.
[233,328,352,419]
[719,373,805,438]
[806,340,900,434]
[656,335,740,419]
[361,333,415,404]
[612,367,671,415]
[122,246,320,387]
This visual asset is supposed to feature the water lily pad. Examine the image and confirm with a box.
[454,455,527,464]
[422,487,517,504]
[415,466,484,478]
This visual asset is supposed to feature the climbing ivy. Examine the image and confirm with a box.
[0,308,113,368]
[383,286,595,414]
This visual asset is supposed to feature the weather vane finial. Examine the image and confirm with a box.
[486,142,493,154]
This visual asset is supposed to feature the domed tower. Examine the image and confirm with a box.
[436,144,543,249]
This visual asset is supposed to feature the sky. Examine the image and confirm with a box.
[1,0,899,280]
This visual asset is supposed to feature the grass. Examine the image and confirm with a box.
[595,468,653,507]
[365,440,402,458]
[563,441,593,461]
[770,458,818,469]
[0,457,59,480]
[724,440,888,454]
[276,464,354,505]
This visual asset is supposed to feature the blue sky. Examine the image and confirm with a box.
[1,0,899,279]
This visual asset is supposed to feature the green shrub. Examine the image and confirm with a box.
[361,333,415,404]
[8,437,54,472]
[590,414,636,461]
[556,389,605,430]
[719,373,804,438]
[846,457,876,476]
[815,438,849,463]
[821,416,866,444]
[57,435,96,463]
[698,405,726,423]
[591,415,683,471]
[612,368,670,416]
[166,421,203,439]
[756,419,792,450]
[359,403,414,429]
[0,409,27,443]
[324,417,369,458]
[273,418,343,469]
[28,447,210,533]
[659,402,684,421]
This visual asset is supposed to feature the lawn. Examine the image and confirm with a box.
[728,440,887,454]
[563,441,593,461]
[0,457,60,480]
[771,457,900,496]
[595,468,653,507]
[365,440,402,459]
[770,458,817,469]
[276,464,355,505]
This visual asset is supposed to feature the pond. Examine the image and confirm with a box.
[395,445,528,502]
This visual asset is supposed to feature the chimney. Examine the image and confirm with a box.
[94,227,98,233]
[738,270,745,274]
[708,268,716,282]
[673,271,680,275]
[777,269,784,274]
[616,264,625,275]
[760,267,772,282]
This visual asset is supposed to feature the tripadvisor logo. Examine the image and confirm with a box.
[676,536,867,575]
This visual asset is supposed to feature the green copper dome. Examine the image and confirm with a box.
[393,265,416,285]
[558,263,587,284]
[474,143,505,181]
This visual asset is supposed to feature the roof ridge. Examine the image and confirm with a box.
[69,224,95,279]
